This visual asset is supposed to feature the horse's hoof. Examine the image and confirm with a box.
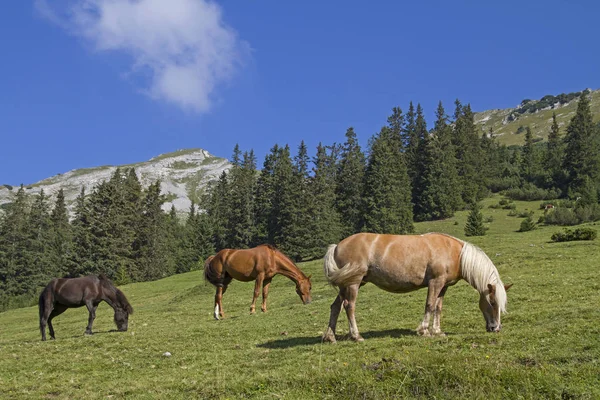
[433,331,446,337]
[417,329,431,337]
[214,314,220,321]
[84,331,93,336]
[351,335,365,343]
[322,334,337,344]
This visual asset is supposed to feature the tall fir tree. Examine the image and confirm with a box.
[26,190,53,290]
[49,188,71,278]
[464,202,486,236]
[520,126,538,182]
[415,102,462,220]
[307,143,342,258]
[335,127,366,236]
[225,147,257,248]
[452,102,486,203]
[206,171,230,251]
[254,145,279,245]
[363,124,414,234]
[544,112,565,189]
[69,187,94,277]
[0,186,31,299]
[271,145,299,257]
[563,92,600,198]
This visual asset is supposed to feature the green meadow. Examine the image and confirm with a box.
[1,196,599,399]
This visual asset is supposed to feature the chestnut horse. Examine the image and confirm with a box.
[204,244,312,320]
[322,233,512,342]
[39,275,133,341]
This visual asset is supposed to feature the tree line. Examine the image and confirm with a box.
[1,92,598,310]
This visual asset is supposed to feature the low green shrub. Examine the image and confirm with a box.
[551,227,597,242]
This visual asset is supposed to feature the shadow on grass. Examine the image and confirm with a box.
[257,328,417,349]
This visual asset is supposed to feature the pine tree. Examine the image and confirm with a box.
[284,141,313,260]
[271,145,299,256]
[335,127,366,236]
[206,171,230,251]
[26,190,53,290]
[563,92,599,198]
[307,143,342,258]
[402,102,420,186]
[69,187,94,277]
[254,145,278,245]
[544,112,565,189]
[415,102,462,220]
[225,148,257,248]
[134,181,168,280]
[464,202,486,236]
[520,126,538,182]
[411,103,429,210]
[363,125,414,234]
[452,102,486,203]
[0,185,31,298]
[49,188,71,278]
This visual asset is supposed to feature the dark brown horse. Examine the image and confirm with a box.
[39,275,133,341]
[204,244,312,320]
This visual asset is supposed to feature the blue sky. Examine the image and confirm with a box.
[1,0,599,185]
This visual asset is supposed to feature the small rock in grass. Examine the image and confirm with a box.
[163,351,172,357]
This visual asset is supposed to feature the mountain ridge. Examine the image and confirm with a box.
[0,148,231,214]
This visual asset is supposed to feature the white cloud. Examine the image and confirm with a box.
[35,0,248,113]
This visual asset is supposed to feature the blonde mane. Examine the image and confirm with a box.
[460,242,507,313]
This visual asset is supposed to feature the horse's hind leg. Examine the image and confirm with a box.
[48,304,67,340]
[250,274,265,314]
[214,286,224,320]
[261,278,272,313]
[417,278,445,336]
[431,287,448,336]
[40,301,53,341]
[323,293,344,343]
[343,284,363,342]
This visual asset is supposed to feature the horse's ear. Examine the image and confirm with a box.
[307,274,312,280]
[487,283,496,294]
[504,283,513,291]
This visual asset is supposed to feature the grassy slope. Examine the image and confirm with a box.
[1,195,599,399]
[475,89,600,146]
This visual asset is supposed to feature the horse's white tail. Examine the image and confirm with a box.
[323,244,365,287]
[323,244,339,283]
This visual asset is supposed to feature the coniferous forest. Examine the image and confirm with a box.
[1,93,599,311]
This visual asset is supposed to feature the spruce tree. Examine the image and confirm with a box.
[335,127,366,236]
[206,171,230,251]
[415,102,462,220]
[563,92,599,198]
[27,190,53,290]
[363,125,414,234]
[464,202,486,236]
[225,146,257,249]
[544,113,565,189]
[0,185,31,298]
[520,126,538,182]
[271,145,298,256]
[307,143,342,258]
[254,145,278,245]
[69,187,94,277]
[49,188,71,278]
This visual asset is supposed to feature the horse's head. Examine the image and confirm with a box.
[113,288,134,331]
[296,275,312,305]
[114,307,130,331]
[479,283,512,332]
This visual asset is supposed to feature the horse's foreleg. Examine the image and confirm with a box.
[250,275,264,314]
[417,279,445,336]
[431,287,448,336]
[85,302,97,335]
[261,278,272,313]
[323,293,344,343]
[343,284,363,342]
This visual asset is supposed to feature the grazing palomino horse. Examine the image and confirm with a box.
[39,275,133,341]
[204,244,312,320]
[322,233,512,342]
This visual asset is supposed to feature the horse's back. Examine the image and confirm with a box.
[42,276,101,307]
[336,233,463,291]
